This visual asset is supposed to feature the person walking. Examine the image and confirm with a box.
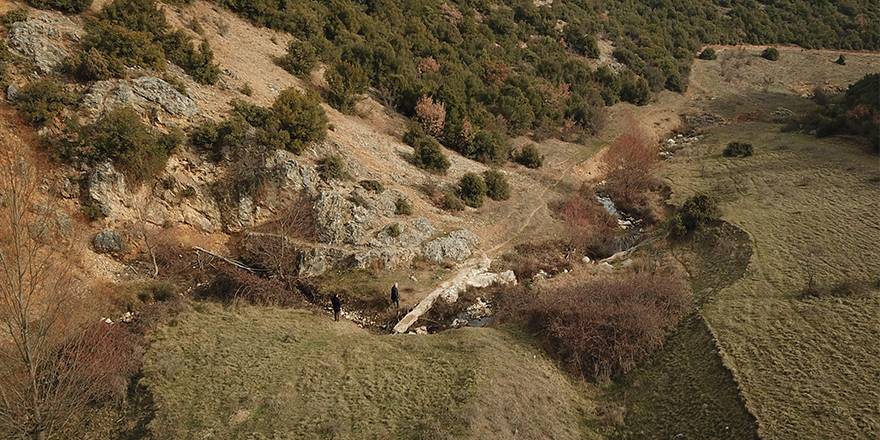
[330,294,342,321]
[390,282,400,309]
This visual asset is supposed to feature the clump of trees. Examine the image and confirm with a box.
[404,128,450,173]
[458,172,487,208]
[74,0,220,84]
[698,48,717,60]
[27,0,92,13]
[799,73,879,153]
[277,39,317,76]
[483,169,510,201]
[514,144,544,168]
[667,193,719,238]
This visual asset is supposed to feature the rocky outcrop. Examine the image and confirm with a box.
[93,229,124,254]
[81,77,198,119]
[422,229,479,264]
[87,163,131,218]
[7,13,82,73]
[313,190,378,245]
[352,217,436,269]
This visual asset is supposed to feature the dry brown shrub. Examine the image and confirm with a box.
[439,2,463,23]
[414,96,447,137]
[556,185,619,258]
[499,270,690,382]
[417,56,441,74]
[505,240,575,281]
[195,263,302,307]
[601,128,659,216]
[239,195,317,283]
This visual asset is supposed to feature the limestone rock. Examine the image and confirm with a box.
[7,13,81,73]
[313,190,376,245]
[266,149,321,196]
[422,229,479,263]
[81,77,197,119]
[93,229,124,254]
[86,163,130,218]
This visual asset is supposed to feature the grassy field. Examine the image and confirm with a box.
[664,121,880,438]
[143,303,600,439]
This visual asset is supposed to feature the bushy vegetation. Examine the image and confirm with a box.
[270,89,329,153]
[500,270,689,382]
[394,197,413,215]
[277,39,317,76]
[12,78,75,126]
[698,48,717,60]
[76,0,220,83]
[359,179,384,193]
[325,61,369,113]
[801,73,879,153]
[723,142,754,157]
[54,107,179,184]
[26,0,91,14]
[1,8,28,27]
[317,154,348,181]
[556,185,618,258]
[514,144,544,168]
[457,172,487,208]
[483,169,510,201]
[761,47,780,61]
[600,130,659,219]
[405,128,450,173]
[668,193,719,238]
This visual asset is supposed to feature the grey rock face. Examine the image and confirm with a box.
[267,150,321,196]
[87,163,129,218]
[81,77,197,119]
[7,13,81,73]
[6,84,20,100]
[422,229,480,264]
[93,229,124,254]
[313,190,376,245]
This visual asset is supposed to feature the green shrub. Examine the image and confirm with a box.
[359,179,384,193]
[761,47,780,61]
[326,61,369,113]
[467,130,509,164]
[70,107,171,184]
[697,48,717,60]
[441,191,465,212]
[13,78,75,126]
[99,0,166,33]
[483,169,510,201]
[2,8,28,27]
[317,154,348,181]
[515,144,544,168]
[239,83,253,96]
[407,129,450,173]
[189,116,250,160]
[270,88,328,153]
[162,32,221,84]
[395,197,413,215]
[83,19,166,71]
[677,194,718,233]
[723,142,754,157]
[277,39,317,76]
[65,48,124,81]
[666,213,688,238]
[458,172,487,208]
[26,0,92,14]
[619,73,650,105]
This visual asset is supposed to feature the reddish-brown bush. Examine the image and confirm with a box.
[500,270,690,382]
[556,185,619,258]
[195,263,303,307]
[414,96,446,137]
[600,129,659,215]
[417,56,441,74]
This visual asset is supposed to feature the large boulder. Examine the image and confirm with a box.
[313,190,376,245]
[7,13,82,73]
[81,77,198,119]
[93,229,125,254]
[422,229,480,264]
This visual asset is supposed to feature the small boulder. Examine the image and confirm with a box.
[93,229,124,254]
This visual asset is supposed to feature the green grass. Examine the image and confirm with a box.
[610,316,758,440]
[664,122,880,438]
[143,303,600,439]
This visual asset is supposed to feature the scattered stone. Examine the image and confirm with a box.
[93,229,124,254]
[597,262,614,272]
[413,326,428,335]
[581,256,592,264]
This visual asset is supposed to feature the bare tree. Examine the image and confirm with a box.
[0,146,137,439]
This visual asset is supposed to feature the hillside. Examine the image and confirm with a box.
[0,0,879,439]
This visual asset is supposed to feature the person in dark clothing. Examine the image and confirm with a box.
[390,283,400,308]
[330,294,342,321]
